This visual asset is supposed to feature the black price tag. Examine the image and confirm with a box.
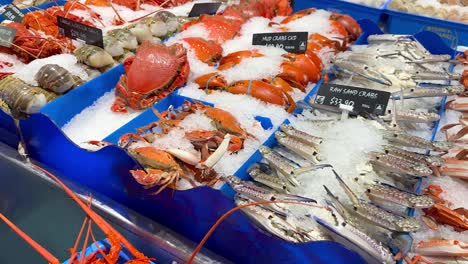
[252,32,308,53]
[188,2,221,17]
[313,83,390,115]
[0,26,17,48]
[57,16,104,48]
[0,4,24,23]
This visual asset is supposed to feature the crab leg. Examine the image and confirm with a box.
[413,239,468,257]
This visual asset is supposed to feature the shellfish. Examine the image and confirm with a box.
[35,64,75,94]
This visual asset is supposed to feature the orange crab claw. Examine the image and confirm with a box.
[280,8,317,24]
[228,135,244,152]
[282,53,321,83]
[267,76,293,93]
[182,37,223,65]
[226,80,296,112]
[307,42,323,53]
[304,50,323,71]
[203,107,247,137]
[309,33,342,52]
[330,13,362,42]
[277,63,309,92]
[185,130,244,152]
[181,15,242,44]
[194,73,227,90]
[218,50,264,69]
[423,203,468,232]
[329,20,349,48]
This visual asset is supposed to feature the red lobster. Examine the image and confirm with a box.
[0,164,152,264]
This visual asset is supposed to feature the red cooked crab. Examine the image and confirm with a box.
[111,42,190,113]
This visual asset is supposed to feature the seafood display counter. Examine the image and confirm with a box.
[1,0,468,263]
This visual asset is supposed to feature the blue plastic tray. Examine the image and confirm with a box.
[62,239,156,264]
[384,8,466,49]
[293,0,387,24]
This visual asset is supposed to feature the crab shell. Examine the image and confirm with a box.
[112,42,189,112]
[185,129,244,152]
[129,146,183,189]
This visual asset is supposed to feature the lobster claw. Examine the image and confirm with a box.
[282,53,321,85]
[227,80,296,113]
[194,72,227,90]
[277,63,308,91]
[267,77,293,93]
[218,50,264,69]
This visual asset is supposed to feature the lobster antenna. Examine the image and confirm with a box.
[127,0,172,23]
[32,164,147,260]
[107,0,125,24]
[0,37,39,59]
[64,1,105,28]
[88,224,114,264]
[68,216,90,262]
[0,213,60,264]
[68,196,93,263]
[331,169,359,204]
[31,12,45,32]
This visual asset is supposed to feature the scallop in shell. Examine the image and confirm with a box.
[74,45,114,69]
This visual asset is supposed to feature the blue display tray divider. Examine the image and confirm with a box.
[293,0,387,24]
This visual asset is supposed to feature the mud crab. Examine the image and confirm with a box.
[111,42,189,113]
